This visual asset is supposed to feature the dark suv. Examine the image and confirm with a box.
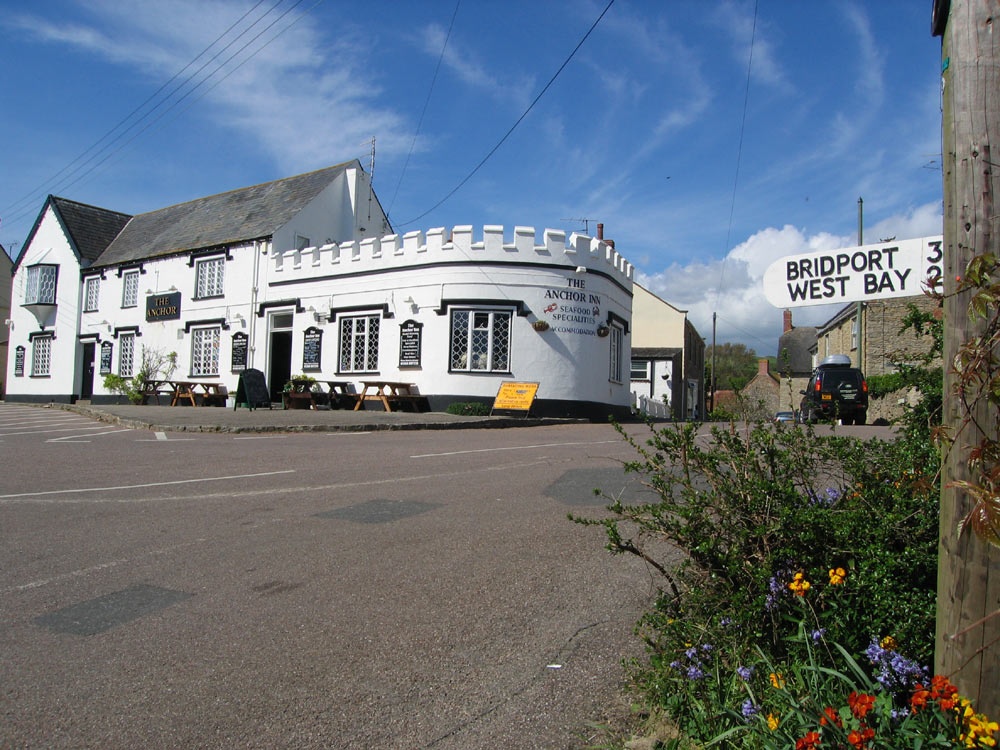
[799,355,868,425]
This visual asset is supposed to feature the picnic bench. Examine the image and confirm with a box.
[139,380,227,406]
[353,381,429,412]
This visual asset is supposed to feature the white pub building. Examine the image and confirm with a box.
[5,161,635,420]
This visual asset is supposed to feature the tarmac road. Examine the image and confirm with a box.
[0,403,662,749]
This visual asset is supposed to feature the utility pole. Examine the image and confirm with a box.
[934,0,1000,716]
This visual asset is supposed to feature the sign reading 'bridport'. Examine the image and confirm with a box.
[762,235,943,308]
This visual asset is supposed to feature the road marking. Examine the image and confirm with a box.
[47,429,134,443]
[156,432,168,440]
[234,435,288,440]
[0,470,296,501]
[0,460,555,505]
[4,538,211,594]
[410,439,620,458]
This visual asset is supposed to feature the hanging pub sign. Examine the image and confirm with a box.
[146,291,182,322]
[302,326,322,372]
[231,331,248,372]
[399,319,422,367]
[100,341,114,375]
[14,346,25,377]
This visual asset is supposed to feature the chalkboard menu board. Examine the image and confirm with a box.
[399,320,422,367]
[235,368,271,410]
[231,332,248,372]
[14,346,25,377]
[100,341,114,375]
[302,326,322,372]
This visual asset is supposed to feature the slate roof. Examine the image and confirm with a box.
[94,161,355,267]
[778,325,818,375]
[632,347,682,359]
[18,197,132,270]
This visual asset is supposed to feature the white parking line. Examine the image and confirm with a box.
[410,439,619,458]
[0,469,297,501]
[47,429,134,443]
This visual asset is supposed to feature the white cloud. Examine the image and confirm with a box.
[11,1,412,173]
[638,201,942,353]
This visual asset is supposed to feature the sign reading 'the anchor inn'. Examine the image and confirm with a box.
[146,292,182,322]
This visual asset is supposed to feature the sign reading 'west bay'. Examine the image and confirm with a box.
[762,235,943,308]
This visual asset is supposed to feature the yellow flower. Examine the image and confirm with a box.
[769,672,785,689]
[880,635,898,651]
[829,567,846,585]
[767,713,779,731]
[788,571,811,596]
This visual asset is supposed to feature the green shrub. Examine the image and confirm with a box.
[445,401,491,416]
[572,418,940,744]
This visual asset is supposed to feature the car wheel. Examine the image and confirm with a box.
[855,412,867,426]
[841,415,853,426]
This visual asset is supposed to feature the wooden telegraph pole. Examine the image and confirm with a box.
[934,0,1000,716]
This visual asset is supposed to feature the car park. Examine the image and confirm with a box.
[799,354,868,425]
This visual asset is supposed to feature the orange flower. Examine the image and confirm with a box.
[847,727,875,749]
[880,635,897,651]
[848,691,876,720]
[820,706,843,727]
[769,672,785,689]
[910,684,930,712]
[789,571,811,596]
[828,567,846,585]
[796,730,822,750]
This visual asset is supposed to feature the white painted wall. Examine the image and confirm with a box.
[5,206,85,399]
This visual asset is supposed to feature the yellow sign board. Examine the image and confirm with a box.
[492,381,539,414]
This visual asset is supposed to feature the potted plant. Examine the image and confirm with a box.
[283,374,319,409]
[532,320,550,332]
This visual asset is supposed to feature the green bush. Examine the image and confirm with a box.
[572,418,940,744]
[445,401,491,416]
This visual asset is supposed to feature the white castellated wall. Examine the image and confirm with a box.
[262,225,635,418]
[269,225,633,284]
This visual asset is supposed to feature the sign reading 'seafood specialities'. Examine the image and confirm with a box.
[762,235,943,308]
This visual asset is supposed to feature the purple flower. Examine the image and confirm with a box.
[811,628,827,642]
[865,638,928,694]
[685,647,699,660]
[741,699,758,719]
[686,665,705,680]
[737,665,754,681]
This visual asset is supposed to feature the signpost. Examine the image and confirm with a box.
[762,235,943,308]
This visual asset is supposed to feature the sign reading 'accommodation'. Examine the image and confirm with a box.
[762,235,943,308]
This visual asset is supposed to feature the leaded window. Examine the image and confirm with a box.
[195,257,225,298]
[84,276,100,312]
[338,314,380,372]
[119,333,135,378]
[191,327,220,376]
[609,325,624,383]
[122,270,139,308]
[449,309,511,372]
[25,264,58,305]
[31,335,52,376]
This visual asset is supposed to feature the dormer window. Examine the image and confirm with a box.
[25,264,58,305]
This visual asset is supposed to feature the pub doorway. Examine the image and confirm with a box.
[268,312,293,402]
[80,342,95,400]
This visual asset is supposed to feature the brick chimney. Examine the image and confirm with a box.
[758,358,770,376]
[783,309,793,332]
[595,222,615,249]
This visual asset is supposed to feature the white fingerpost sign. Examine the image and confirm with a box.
[762,235,943,308]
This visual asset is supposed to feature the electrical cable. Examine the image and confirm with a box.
[712,0,758,313]
[386,0,461,220]
[395,0,615,228]
[0,0,281,226]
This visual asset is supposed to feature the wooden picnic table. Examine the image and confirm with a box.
[353,380,428,412]
[321,380,356,409]
[169,381,228,407]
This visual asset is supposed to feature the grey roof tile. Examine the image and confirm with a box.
[94,161,354,267]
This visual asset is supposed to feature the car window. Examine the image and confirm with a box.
[821,371,861,390]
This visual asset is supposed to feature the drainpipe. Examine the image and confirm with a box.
[857,198,864,370]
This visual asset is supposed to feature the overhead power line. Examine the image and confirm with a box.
[396,0,615,228]
[0,0,316,229]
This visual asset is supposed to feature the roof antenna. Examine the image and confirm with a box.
[562,217,594,234]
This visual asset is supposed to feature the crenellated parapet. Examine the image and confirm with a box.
[271,225,634,284]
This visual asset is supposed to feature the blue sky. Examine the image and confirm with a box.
[0,1,943,355]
